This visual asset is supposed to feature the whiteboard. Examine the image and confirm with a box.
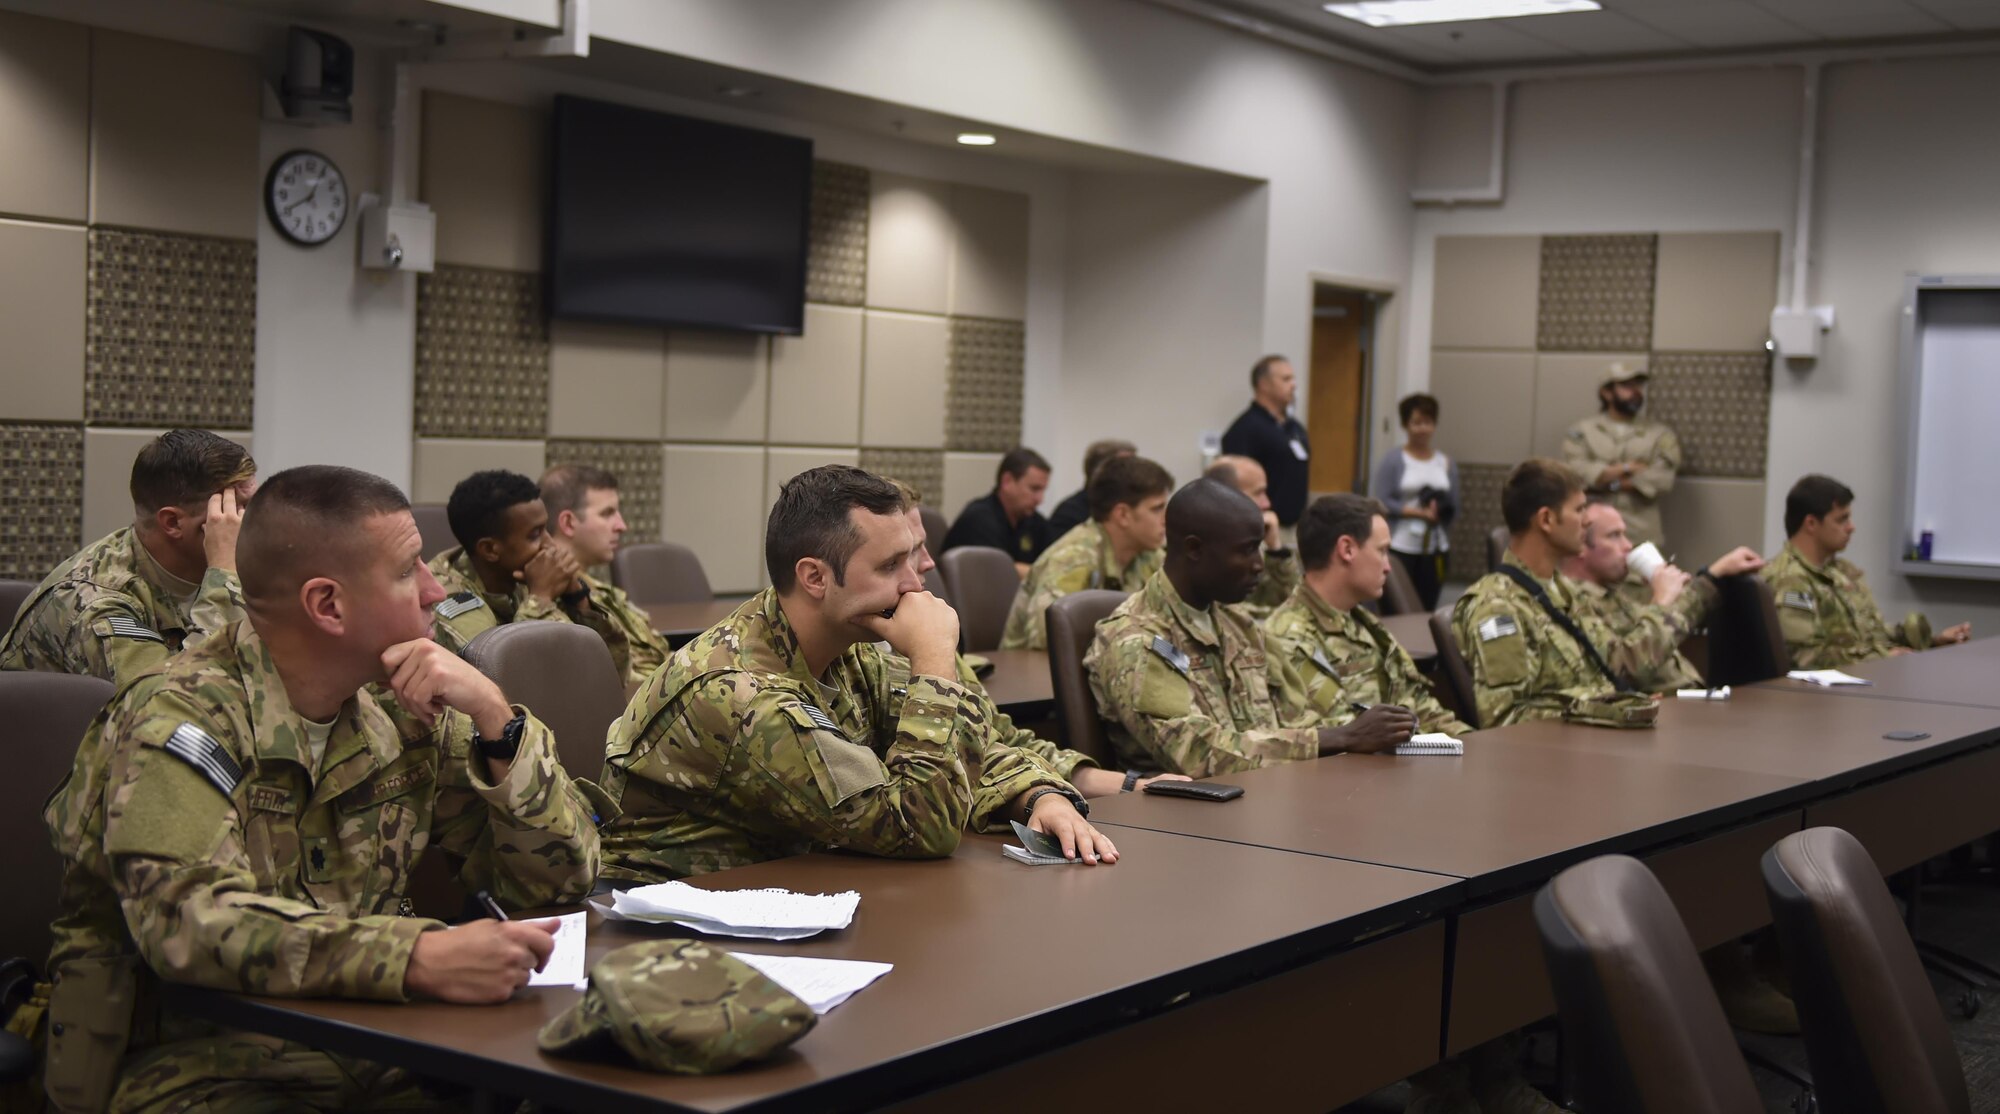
[1900,280,2000,577]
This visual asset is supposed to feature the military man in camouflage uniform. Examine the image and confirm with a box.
[1560,501,1765,693]
[1452,460,1661,729]
[1203,454,1303,619]
[2,429,255,687]
[1266,494,1470,736]
[599,466,1119,882]
[1763,474,1969,669]
[1561,362,1681,549]
[541,464,674,686]
[427,469,611,658]
[42,466,604,1112]
[999,455,1174,651]
[1087,480,1414,778]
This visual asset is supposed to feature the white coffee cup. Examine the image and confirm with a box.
[1628,541,1667,581]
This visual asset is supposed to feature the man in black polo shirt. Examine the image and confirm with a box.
[1221,354,1310,529]
[940,447,1054,577]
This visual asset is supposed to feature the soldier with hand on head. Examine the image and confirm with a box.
[428,469,600,655]
[1451,459,1662,729]
[999,455,1174,651]
[1087,479,1415,779]
[2,428,255,687]
[540,464,674,687]
[1763,474,1970,670]
[40,465,604,1113]
[1562,362,1681,549]
[1203,454,1302,618]
[1560,500,1763,693]
[1266,494,1470,737]
[598,466,1116,882]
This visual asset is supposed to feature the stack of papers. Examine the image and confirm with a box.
[1676,686,1732,700]
[729,952,893,1014]
[592,882,860,940]
[1788,669,1872,687]
[526,911,590,989]
[1002,819,1081,865]
[1395,732,1463,756]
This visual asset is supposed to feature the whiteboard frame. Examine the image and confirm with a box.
[1895,273,2000,580]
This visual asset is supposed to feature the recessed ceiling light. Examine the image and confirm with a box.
[1323,0,1599,28]
[715,85,762,99]
[956,132,997,146]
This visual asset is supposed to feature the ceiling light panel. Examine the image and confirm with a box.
[1324,0,1602,28]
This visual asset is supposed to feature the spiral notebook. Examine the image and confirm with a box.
[1394,732,1464,756]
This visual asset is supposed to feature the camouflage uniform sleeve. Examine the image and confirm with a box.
[100,693,433,1001]
[1245,551,1301,612]
[1087,631,1318,778]
[606,586,672,682]
[184,567,246,652]
[955,655,1097,783]
[1764,567,1837,669]
[565,593,634,681]
[74,597,180,688]
[516,592,574,624]
[1847,569,1919,654]
[1593,583,1707,694]
[1453,593,1565,728]
[427,705,603,911]
[1629,426,1682,500]
[1385,640,1471,736]
[999,561,1090,651]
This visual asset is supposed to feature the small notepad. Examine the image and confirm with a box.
[1788,669,1871,687]
[1676,686,1731,700]
[1395,732,1463,756]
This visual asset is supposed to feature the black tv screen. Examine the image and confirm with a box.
[547,95,812,335]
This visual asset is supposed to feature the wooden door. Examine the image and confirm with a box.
[1308,287,1370,493]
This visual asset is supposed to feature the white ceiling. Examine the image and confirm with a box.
[1175,0,2000,72]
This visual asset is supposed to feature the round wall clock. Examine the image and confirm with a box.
[264,149,348,246]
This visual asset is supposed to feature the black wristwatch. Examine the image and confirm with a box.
[1120,769,1143,793]
[558,585,590,609]
[1022,785,1088,823]
[475,711,527,762]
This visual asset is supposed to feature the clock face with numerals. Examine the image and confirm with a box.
[264,149,348,246]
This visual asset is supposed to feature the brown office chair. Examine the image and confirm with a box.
[1380,559,1422,616]
[939,546,1021,653]
[0,579,37,629]
[1427,607,1480,729]
[0,673,113,978]
[1534,854,1765,1114]
[1486,525,1510,573]
[612,541,713,606]
[1046,590,1128,766]
[1705,575,1791,686]
[1762,827,1971,1114]
[462,623,626,783]
[412,503,456,561]
[919,505,949,557]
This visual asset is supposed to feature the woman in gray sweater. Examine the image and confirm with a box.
[1369,393,1460,610]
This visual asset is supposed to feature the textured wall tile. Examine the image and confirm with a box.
[1652,232,1781,353]
[0,11,88,222]
[1645,351,1771,478]
[860,311,947,449]
[546,438,664,545]
[769,304,863,445]
[948,184,1029,321]
[1445,462,1509,584]
[663,444,764,593]
[86,228,255,429]
[415,265,548,439]
[1531,352,1647,459]
[1537,234,1658,352]
[860,447,945,506]
[547,320,666,441]
[422,92,545,272]
[865,173,952,316]
[91,30,257,239]
[945,316,1024,453]
[0,422,82,579]
[410,437,547,505]
[664,330,767,443]
[1429,351,1535,466]
[807,161,868,306]
[1433,235,1540,350]
[942,451,1003,519]
[0,221,86,422]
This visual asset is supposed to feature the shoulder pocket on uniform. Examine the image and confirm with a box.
[784,704,888,807]
[1133,650,1194,720]
[1468,610,1531,686]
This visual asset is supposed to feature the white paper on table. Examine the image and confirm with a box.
[1394,732,1463,756]
[1675,686,1732,700]
[1787,669,1872,687]
[587,896,833,940]
[729,952,892,1014]
[610,882,859,931]
[525,911,588,988]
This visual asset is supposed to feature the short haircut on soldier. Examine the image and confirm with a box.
[881,476,923,507]
[995,447,1051,485]
[1081,439,1136,483]
[129,428,257,513]
[446,470,542,550]
[238,466,410,606]
[1298,494,1388,572]
[1249,354,1287,388]
[1501,458,1584,534]
[766,465,909,592]
[1398,393,1440,427]
[1202,460,1240,488]
[1087,456,1174,521]
[1785,474,1855,536]
[540,463,618,520]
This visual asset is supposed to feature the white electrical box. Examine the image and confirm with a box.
[359,201,435,273]
[1770,305,1834,361]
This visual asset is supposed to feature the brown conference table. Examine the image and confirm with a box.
[1749,635,2000,710]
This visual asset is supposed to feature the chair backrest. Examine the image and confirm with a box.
[0,672,114,967]
[412,503,456,561]
[1047,590,1127,766]
[919,506,949,558]
[922,566,950,603]
[1486,525,1510,573]
[1533,854,1764,1114]
[1705,574,1791,686]
[1380,558,1422,616]
[612,541,713,606]
[462,623,627,783]
[1428,607,1480,729]
[0,579,37,629]
[938,546,1021,653]
[1762,827,1971,1114]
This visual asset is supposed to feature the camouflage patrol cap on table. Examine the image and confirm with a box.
[538,940,816,1074]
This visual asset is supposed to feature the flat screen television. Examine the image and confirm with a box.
[546,95,812,335]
